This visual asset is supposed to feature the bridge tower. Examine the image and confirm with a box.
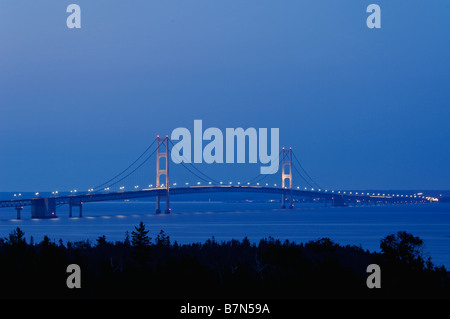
[156,136,170,214]
[281,147,293,209]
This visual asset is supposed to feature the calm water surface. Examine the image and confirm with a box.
[0,201,449,268]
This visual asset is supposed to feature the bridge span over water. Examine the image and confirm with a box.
[0,185,425,220]
[0,137,427,219]
[1,185,342,219]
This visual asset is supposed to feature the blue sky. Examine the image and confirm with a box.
[0,1,449,192]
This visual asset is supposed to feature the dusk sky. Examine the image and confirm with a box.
[0,1,449,192]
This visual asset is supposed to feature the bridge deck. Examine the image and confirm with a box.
[0,186,337,208]
[0,185,423,210]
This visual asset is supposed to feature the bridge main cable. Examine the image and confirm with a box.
[243,150,283,185]
[92,137,157,192]
[291,150,323,190]
[168,139,221,185]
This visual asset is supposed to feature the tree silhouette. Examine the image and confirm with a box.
[380,231,431,270]
[7,227,26,246]
[131,222,151,247]
[0,226,448,299]
[131,221,152,266]
[155,229,170,247]
[377,231,449,297]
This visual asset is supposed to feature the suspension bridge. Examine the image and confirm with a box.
[0,136,428,219]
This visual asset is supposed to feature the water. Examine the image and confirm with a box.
[0,200,449,269]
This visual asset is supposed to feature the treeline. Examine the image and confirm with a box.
[0,223,448,299]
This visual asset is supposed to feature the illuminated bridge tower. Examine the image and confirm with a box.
[281,147,293,209]
[156,136,170,214]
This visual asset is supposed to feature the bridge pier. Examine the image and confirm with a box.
[156,196,160,214]
[69,202,83,218]
[281,193,293,209]
[288,191,293,208]
[31,198,57,219]
[15,206,23,219]
[331,195,346,207]
[156,191,170,214]
[165,194,170,214]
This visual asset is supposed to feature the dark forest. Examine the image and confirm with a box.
[0,222,448,299]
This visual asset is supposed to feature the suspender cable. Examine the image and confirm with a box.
[93,138,157,191]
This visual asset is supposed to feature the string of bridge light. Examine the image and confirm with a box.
[20,185,431,201]
[64,183,429,199]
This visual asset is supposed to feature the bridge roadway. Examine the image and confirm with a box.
[0,186,334,207]
[0,186,422,219]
